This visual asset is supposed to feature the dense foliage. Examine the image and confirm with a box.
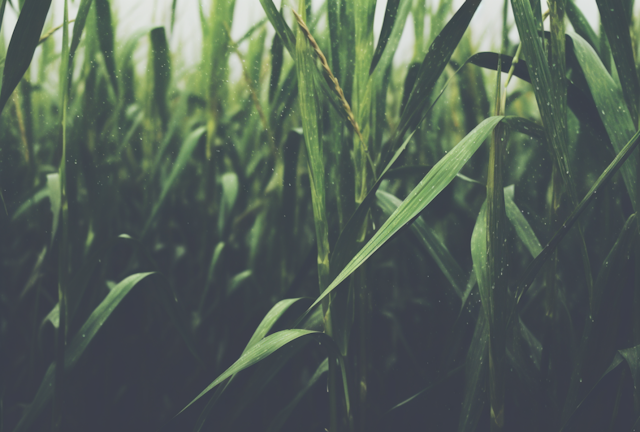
[1,0,640,431]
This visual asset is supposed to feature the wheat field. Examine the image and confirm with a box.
[1,0,640,431]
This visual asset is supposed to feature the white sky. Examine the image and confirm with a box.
[0,0,612,79]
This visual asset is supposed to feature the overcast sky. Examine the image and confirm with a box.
[0,0,615,77]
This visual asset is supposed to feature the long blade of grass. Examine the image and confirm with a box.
[568,32,638,211]
[485,67,508,431]
[295,1,331,300]
[0,0,52,115]
[566,0,598,52]
[259,0,295,54]
[68,0,94,69]
[375,190,468,301]
[595,0,640,125]
[386,364,465,413]
[369,0,401,74]
[514,126,640,304]
[468,52,607,140]
[94,0,118,94]
[13,273,154,432]
[392,0,481,146]
[459,308,490,432]
[53,4,71,429]
[511,0,594,303]
[150,27,171,128]
[192,298,311,431]
[302,116,503,322]
[178,330,350,416]
[0,0,7,34]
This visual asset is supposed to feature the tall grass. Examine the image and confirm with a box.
[1,0,640,431]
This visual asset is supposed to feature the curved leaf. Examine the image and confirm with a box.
[13,273,154,432]
[179,330,350,416]
[303,116,503,322]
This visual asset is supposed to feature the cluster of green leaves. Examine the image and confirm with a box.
[1,0,640,431]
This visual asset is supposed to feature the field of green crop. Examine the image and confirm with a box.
[1,0,640,431]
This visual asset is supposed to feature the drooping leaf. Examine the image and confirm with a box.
[13,273,155,432]
[179,330,350,416]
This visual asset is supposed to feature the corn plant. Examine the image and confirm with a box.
[1,0,640,431]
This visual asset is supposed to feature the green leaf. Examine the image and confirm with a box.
[218,172,239,236]
[259,0,295,54]
[511,0,594,302]
[0,0,53,115]
[458,311,490,432]
[514,126,640,305]
[504,185,542,258]
[304,116,503,321]
[595,0,640,125]
[94,0,118,94]
[395,0,481,141]
[150,27,172,128]
[619,344,640,413]
[46,173,60,246]
[68,0,94,70]
[269,29,284,103]
[179,330,350,415]
[0,0,8,35]
[369,0,400,74]
[295,1,331,295]
[566,0,599,53]
[387,364,464,413]
[191,298,311,431]
[376,189,469,301]
[12,273,154,432]
[568,31,638,211]
[468,52,607,140]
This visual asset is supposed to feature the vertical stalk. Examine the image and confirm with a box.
[539,162,561,428]
[486,54,507,432]
[353,1,375,429]
[294,2,337,429]
[53,2,70,431]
